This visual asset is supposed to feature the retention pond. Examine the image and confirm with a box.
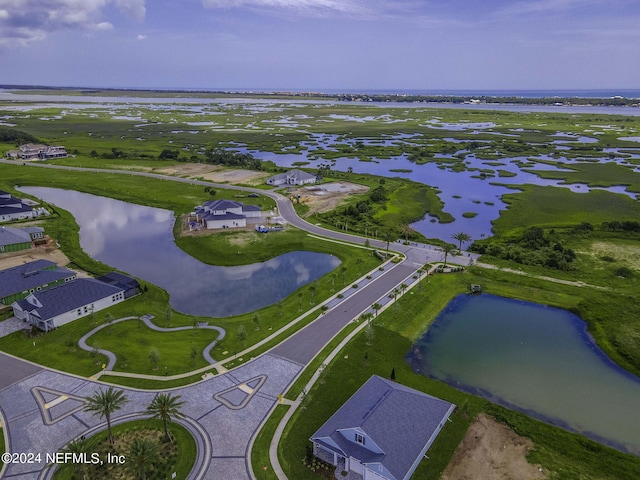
[20,186,340,317]
[406,293,640,455]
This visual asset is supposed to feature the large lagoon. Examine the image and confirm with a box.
[406,294,640,455]
[20,186,340,317]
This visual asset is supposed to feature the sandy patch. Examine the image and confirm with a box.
[154,164,269,185]
[289,182,369,215]
[588,241,640,270]
[441,414,547,480]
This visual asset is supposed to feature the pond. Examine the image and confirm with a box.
[19,187,340,317]
[406,294,640,455]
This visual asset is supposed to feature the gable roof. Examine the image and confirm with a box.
[0,260,76,299]
[268,169,317,183]
[0,226,32,246]
[203,199,243,211]
[15,278,124,321]
[311,375,455,480]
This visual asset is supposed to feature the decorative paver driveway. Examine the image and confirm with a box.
[0,353,301,479]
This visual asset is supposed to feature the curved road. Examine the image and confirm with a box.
[0,159,478,479]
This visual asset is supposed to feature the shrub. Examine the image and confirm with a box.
[615,266,634,278]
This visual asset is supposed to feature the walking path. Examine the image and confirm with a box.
[77,315,226,371]
[0,159,477,479]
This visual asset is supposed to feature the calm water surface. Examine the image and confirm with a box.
[406,294,640,455]
[20,187,340,317]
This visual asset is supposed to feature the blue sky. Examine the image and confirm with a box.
[0,0,638,91]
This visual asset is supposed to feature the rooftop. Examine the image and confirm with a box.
[311,375,455,480]
[0,260,76,299]
[16,278,124,320]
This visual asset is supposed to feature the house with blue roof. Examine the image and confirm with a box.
[310,375,455,480]
[0,259,77,305]
[0,226,45,253]
[194,199,264,230]
[12,278,127,332]
[0,190,37,223]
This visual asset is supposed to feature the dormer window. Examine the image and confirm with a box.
[355,433,365,445]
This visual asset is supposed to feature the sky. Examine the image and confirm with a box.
[0,0,638,92]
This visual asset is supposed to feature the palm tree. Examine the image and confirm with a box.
[84,387,128,444]
[146,392,185,443]
[451,232,472,251]
[441,243,457,266]
[401,225,413,243]
[63,438,90,479]
[309,282,317,304]
[383,230,394,256]
[128,438,159,480]
[372,302,382,317]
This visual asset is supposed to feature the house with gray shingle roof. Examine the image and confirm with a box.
[310,375,455,480]
[0,259,77,305]
[194,199,264,230]
[12,278,126,332]
[266,169,317,186]
[0,226,46,253]
[0,190,38,223]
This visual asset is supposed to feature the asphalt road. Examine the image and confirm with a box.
[0,351,43,391]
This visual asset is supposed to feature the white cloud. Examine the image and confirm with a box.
[137,33,146,40]
[201,0,365,15]
[116,0,145,22]
[497,0,609,17]
[0,0,145,46]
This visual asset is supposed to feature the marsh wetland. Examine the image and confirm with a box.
[2,90,640,478]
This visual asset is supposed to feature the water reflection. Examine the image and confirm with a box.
[20,187,340,317]
[407,294,640,455]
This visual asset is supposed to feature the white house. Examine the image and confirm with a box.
[194,199,263,230]
[310,375,455,480]
[12,278,126,332]
[266,169,317,186]
[0,190,37,223]
[6,144,67,160]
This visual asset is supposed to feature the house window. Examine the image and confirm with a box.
[355,434,365,445]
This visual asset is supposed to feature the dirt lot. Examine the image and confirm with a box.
[289,182,369,215]
[154,164,270,185]
[441,414,547,480]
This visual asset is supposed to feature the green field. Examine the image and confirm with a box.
[276,271,640,480]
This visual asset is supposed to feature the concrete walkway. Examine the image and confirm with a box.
[0,159,481,479]
[0,316,29,338]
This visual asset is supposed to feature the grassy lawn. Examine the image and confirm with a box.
[276,271,640,480]
[52,419,196,480]
[0,428,5,467]
[88,320,221,375]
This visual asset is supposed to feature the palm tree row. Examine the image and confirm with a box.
[77,387,186,479]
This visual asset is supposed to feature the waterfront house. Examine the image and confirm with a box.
[194,199,262,229]
[12,278,127,331]
[310,375,455,480]
[266,169,317,186]
[0,190,38,223]
[0,259,77,305]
